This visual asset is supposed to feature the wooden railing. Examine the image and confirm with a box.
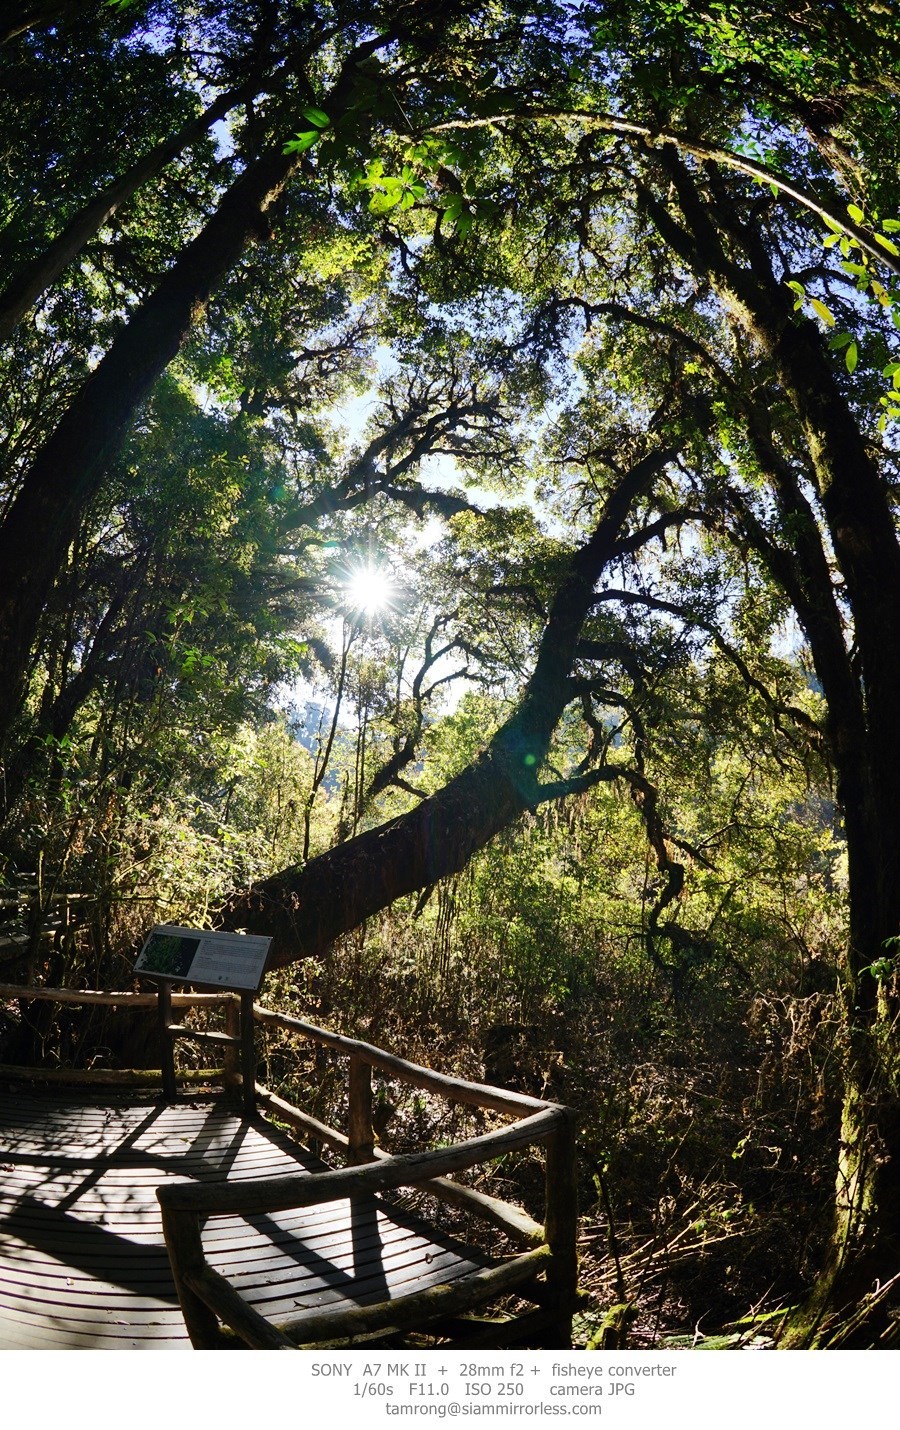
[0,886,96,969]
[0,981,579,1347]
[0,981,232,1086]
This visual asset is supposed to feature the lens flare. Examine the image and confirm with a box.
[345,564,396,616]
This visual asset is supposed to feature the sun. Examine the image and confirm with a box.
[344,563,397,616]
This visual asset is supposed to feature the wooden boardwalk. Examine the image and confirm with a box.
[0,1092,491,1349]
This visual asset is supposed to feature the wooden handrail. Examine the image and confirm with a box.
[158,1106,561,1217]
[253,1082,547,1246]
[0,977,579,1347]
[0,982,231,1008]
[184,1245,554,1350]
[158,1103,574,1349]
[252,1004,549,1116]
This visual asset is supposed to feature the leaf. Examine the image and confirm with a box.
[845,341,858,374]
[810,298,836,326]
[847,203,866,224]
[882,363,900,378]
[368,190,402,213]
[301,106,330,129]
[828,332,853,350]
[785,279,806,297]
[284,130,321,153]
[822,215,844,235]
[875,232,900,257]
[881,219,900,232]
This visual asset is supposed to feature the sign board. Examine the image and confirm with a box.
[135,924,272,993]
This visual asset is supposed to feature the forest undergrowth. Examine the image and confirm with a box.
[0,721,850,1347]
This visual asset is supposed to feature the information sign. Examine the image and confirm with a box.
[134,924,271,992]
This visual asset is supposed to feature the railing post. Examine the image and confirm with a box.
[543,1106,578,1348]
[156,979,177,1100]
[223,994,240,1097]
[348,1054,375,1164]
[159,1204,221,1349]
[240,992,256,1116]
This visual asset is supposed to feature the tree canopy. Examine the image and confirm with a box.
[2,0,900,1347]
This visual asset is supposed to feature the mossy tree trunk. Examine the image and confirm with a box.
[638,151,900,1345]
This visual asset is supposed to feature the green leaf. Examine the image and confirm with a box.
[284,130,321,153]
[785,280,806,297]
[828,332,853,350]
[822,215,843,235]
[882,219,900,232]
[301,106,330,129]
[882,363,900,377]
[810,297,835,326]
[845,341,858,374]
[847,203,866,224]
[875,232,900,257]
[368,190,402,213]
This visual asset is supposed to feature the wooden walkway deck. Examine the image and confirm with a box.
[0,1092,491,1349]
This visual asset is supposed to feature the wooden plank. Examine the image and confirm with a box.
[0,1221,461,1294]
[0,1093,522,1351]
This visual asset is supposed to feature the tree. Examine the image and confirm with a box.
[229,1,900,1342]
[4,0,900,1346]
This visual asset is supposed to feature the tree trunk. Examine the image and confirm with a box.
[224,449,672,963]
[0,0,87,45]
[0,143,299,750]
[0,78,263,345]
[782,962,900,1347]
[641,153,900,1343]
